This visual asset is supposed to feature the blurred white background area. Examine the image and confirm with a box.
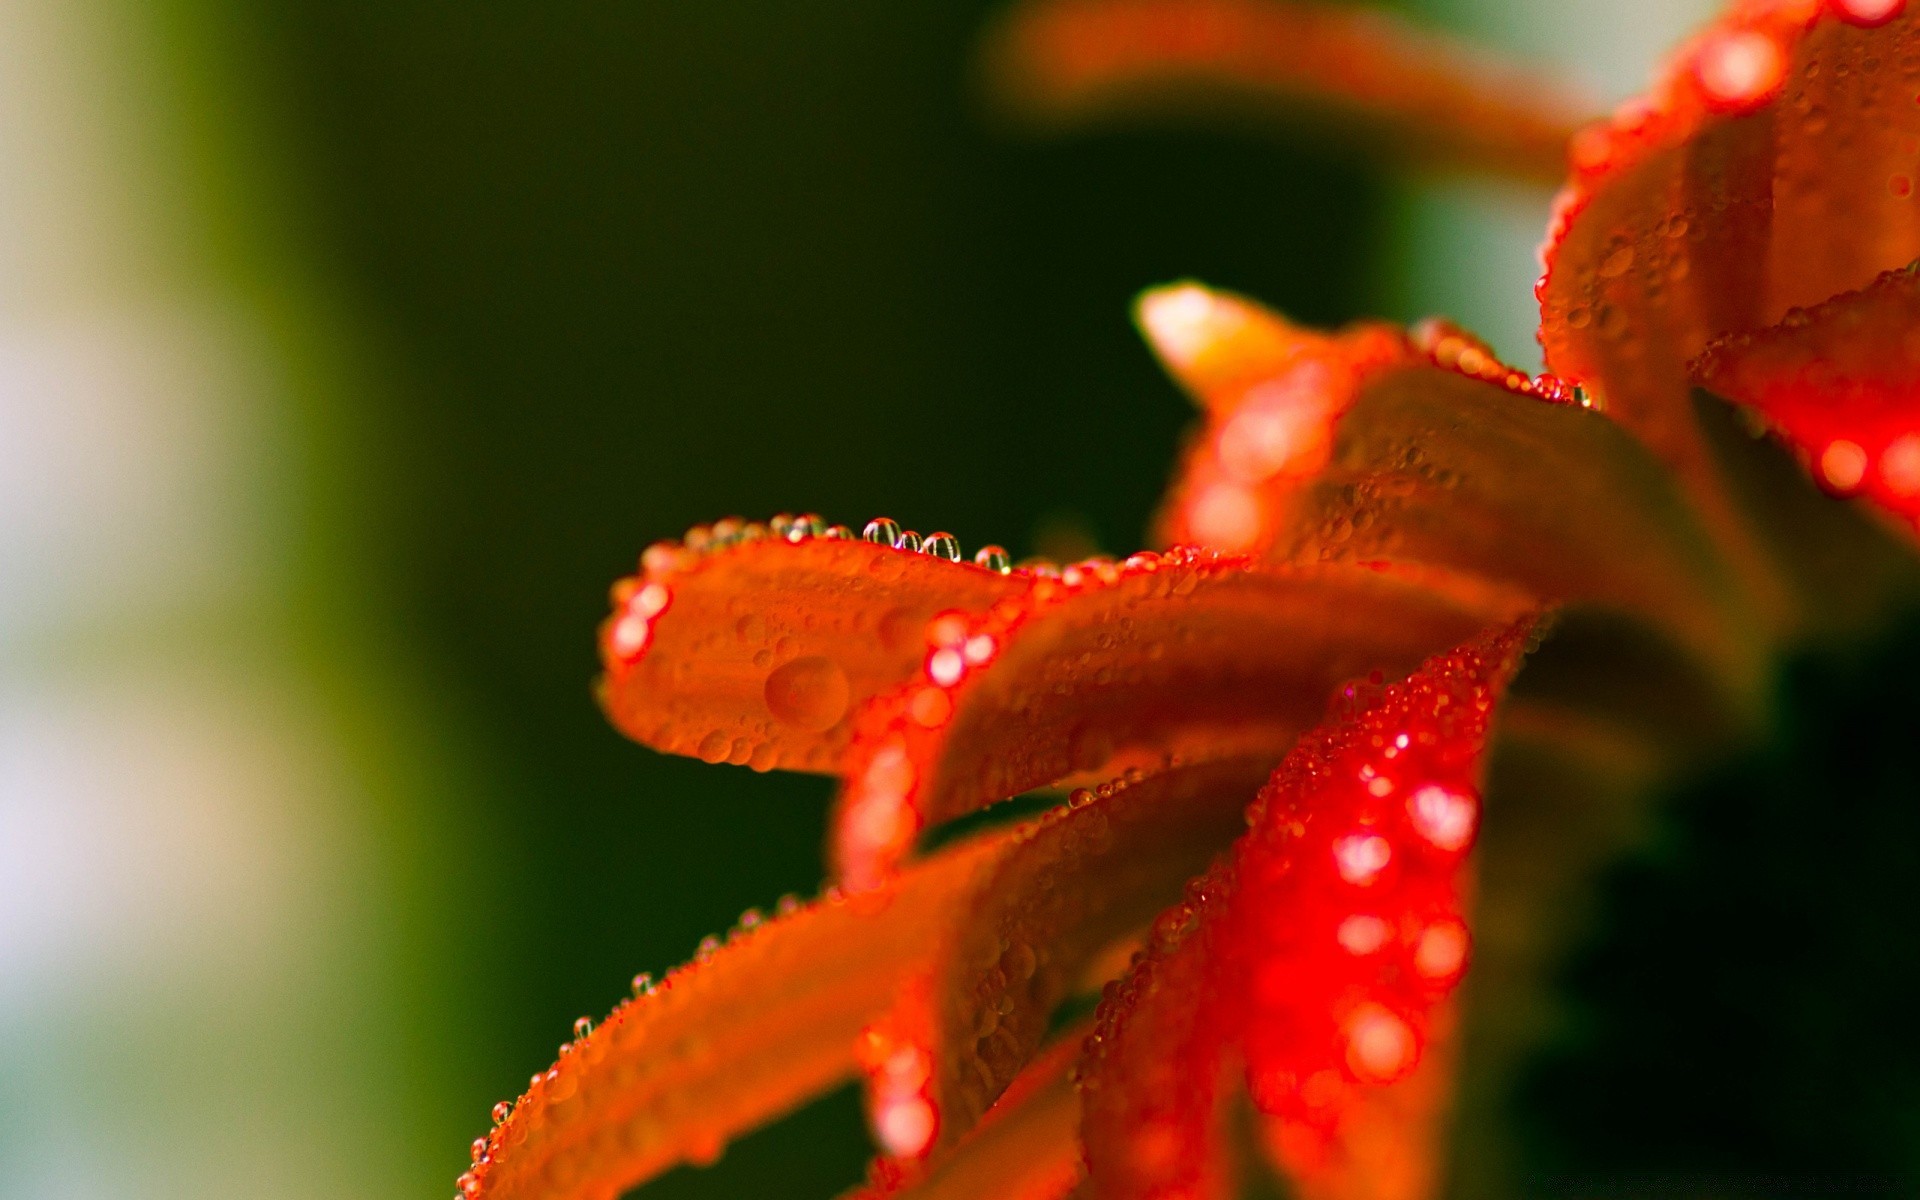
[0,1,459,1197]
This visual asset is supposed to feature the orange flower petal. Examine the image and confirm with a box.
[1145,284,1766,689]
[844,1032,1089,1200]
[1693,261,1920,534]
[980,0,1589,180]
[600,524,1028,774]
[1538,2,1920,512]
[1079,622,1532,1200]
[829,549,1526,889]
[458,831,1010,1200]
[877,756,1278,1164]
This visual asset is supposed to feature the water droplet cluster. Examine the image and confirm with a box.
[451,888,829,1198]
[833,546,1237,891]
[1078,624,1529,1195]
[1410,317,1587,406]
[602,513,1024,672]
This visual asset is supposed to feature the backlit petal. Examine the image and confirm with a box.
[888,756,1277,1163]
[460,832,1010,1200]
[1538,2,1920,510]
[1146,284,1767,692]
[981,0,1588,180]
[843,1032,1088,1200]
[600,524,1027,774]
[829,549,1526,889]
[1693,261,1920,534]
[1078,622,1533,1200]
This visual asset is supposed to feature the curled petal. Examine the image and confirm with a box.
[1079,622,1533,1200]
[600,525,1026,773]
[902,756,1278,1160]
[980,0,1589,180]
[461,832,1010,1200]
[1693,261,1920,534]
[830,549,1526,888]
[844,1032,1089,1200]
[1147,284,1766,695]
[1538,2,1920,526]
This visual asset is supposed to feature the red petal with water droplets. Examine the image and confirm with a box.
[1144,284,1765,692]
[1693,261,1920,534]
[460,832,1009,1200]
[1078,622,1532,1200]
[1538,1,1920,502]
[600,529,1027,774]
[981,0,1588,180]
[844,1032,1089,1200]
[874,756,1276,1165]
[830,549,1526,889]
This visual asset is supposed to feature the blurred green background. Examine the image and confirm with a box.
[35,2,1920,1200]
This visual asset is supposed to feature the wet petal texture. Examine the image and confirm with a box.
[1538,1,1920,498]
[830,548,1524,888]
[981,0,1587,180]
[601,524,1026,773]
[1144,284,1762,691]
[1079,623,1532,1200]
[1693,260,1920,533]
[460,833,1009,1200]
[847,1033,1088,1200]
[877,756,1278,1166]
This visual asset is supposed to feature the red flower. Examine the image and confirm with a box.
[457,2,1920,1197]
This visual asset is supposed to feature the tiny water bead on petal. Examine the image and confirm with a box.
[1407,783,1479,853]
[895,530,925,553]
[1694,28,1787,112]
[922,532,962,561]
[1333,833,1393,885]
[973,544,1012,573]
[863,517,903,545]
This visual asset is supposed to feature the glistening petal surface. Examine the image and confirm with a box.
[1693,261,1920,534]
[904,756,1276,1160]
[459,833,1009,1200]
[830,549,1526,888]
[601,528,1027,773]
[1538,0,1920,501]
[1078,623,1532,1200]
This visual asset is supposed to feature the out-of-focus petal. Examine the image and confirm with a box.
[1538,1,1920,513]
[1078,622,1533,1200]
[459,832,1010,1200]
[844,1032,1089,1200]
[1693,260,1920,535]
[1144,284,1767,693]
[829,549,1526,889]
[873,756,1276,1164]
[980,0,1589,180]
[600,524,1027,774]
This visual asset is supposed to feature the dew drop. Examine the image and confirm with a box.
[632,972,655,996]
[922,532,962,561]
[824,524,855,540]
[895,530,924,553]
[471,1137,489,1163]
[491,1101,512,1124]
[776,893,802,915]
[863,517,902,545]
[788,513,826,541]
[738,907,764,931]
[696,730,729,764]
[697,935,722,959]
[973,544,1012,573]
[764,655,851,731]
[573,1016,594,1040]
[769,513,797,539]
